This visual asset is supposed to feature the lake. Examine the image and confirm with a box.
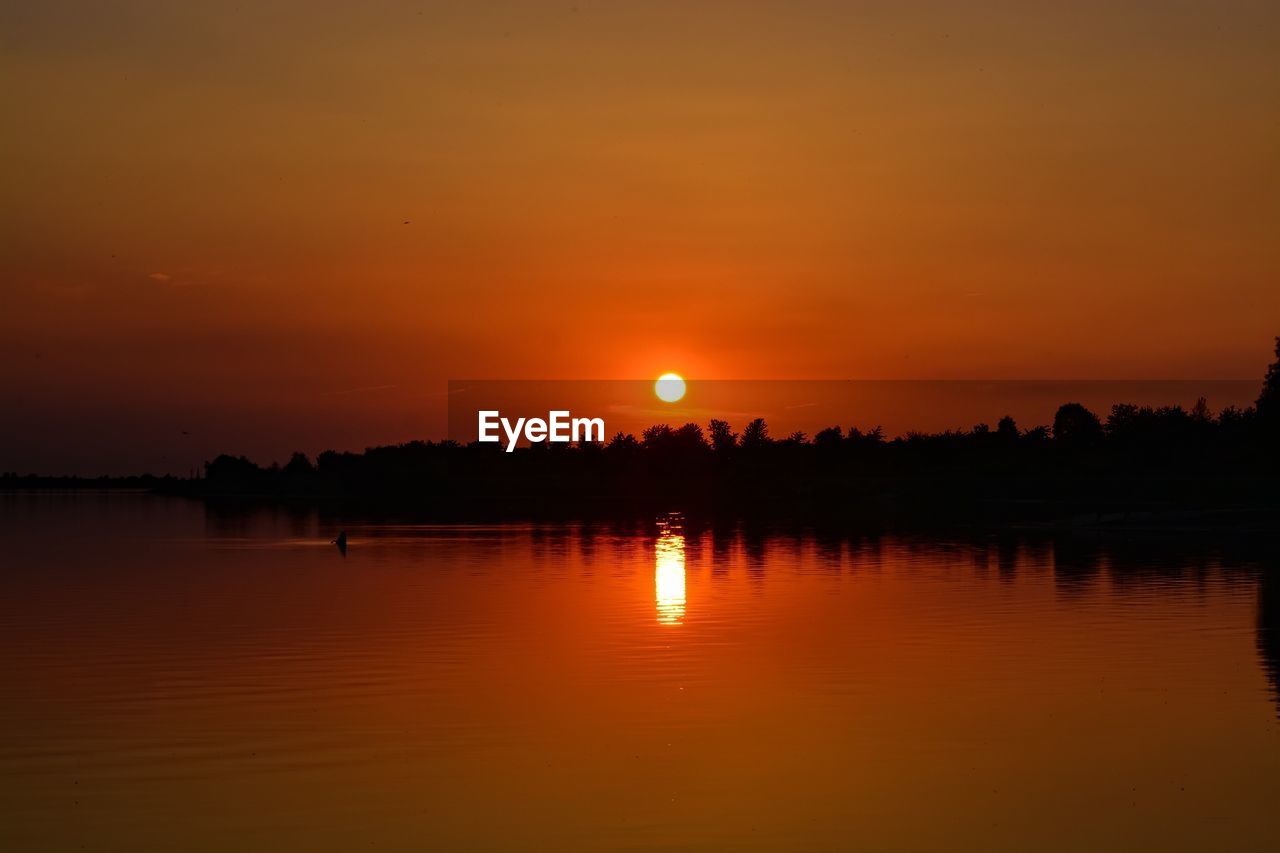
[2,493,1278,851]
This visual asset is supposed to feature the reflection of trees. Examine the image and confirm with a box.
[1052,538,1103,596]
[710,525,733,576]
[995,538,1019,582]
[741,528,767,581]
[1257,566,1280,717]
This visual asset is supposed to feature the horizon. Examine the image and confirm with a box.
[3,377,1267,477]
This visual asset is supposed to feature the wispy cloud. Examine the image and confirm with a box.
[322,384,399,396]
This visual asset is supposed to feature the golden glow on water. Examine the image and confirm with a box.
[655,528,686,625]
[4,496,1280,852]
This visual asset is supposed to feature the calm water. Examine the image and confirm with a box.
[2,494,1279,852]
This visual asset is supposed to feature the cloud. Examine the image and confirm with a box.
[36,280,96,297]
[147,272,172,282]
[322,384,399,396]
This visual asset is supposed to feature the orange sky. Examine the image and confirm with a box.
[2,1,1278,473]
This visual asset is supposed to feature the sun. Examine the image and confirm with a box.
[654,373,686,403]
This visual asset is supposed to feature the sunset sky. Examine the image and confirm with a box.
[3,1,1278,473]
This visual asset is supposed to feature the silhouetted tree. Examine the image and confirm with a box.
[708,419,737,454]
[847,425,884,445]
[282,452,314,476]
[673,422,707,450]
[1258,337,1280,432]
[1023,425,1050,442]
[204,454,267,492]
[1218,405,1252,435]
[814,425,844,450]
[1053,402,1103,446]
[741,418,771,449]
[606,432,639,452]
[280,452,316,492]
[641,424,674,449]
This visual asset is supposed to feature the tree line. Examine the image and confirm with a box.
[182,339,1280,521]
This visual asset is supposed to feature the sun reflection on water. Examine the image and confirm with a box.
[655,518,686,625]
